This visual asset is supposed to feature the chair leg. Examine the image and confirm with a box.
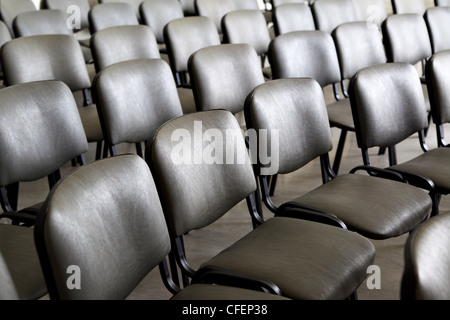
[269,174,278,197]
[95,141,103,160]
[332,129,347,175]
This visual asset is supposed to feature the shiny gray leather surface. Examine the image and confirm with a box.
[13,9,72,37]
[189,44,265,114]
[0,0,37,36]
[1,34,91,91]
[150,110,257,237]
[350,63,428,148]
[91,25,161,71]
[164,16,221,72]
[222,10,271,56]
[95,59,183,145]
[0,81,88,186]
[392,0,426,15]
[403,212,450,299]
[0,224,47,300]
[195,0,234,34]
[140,0,184,44]
[202,217,375,300]
[333,21,387,80]
[44,0,91,30]
[39,154,170,299]
[273,3,316,35]
[246,78,333,174]
[269,30,341,87]
[427,50,450,125]
[89,2,139,33]
[425,7,450,54]
[311,0,357,34]
[382,14,432,65]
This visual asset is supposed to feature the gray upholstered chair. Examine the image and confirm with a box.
[245,78,432,241]
[222,9,272,79]
[351,0,387,28]
[195,0,235,37]
[349,62,450,217]
[0,0,37,37]
[425,50,450,147]
[147,109,376,300]
[391,0,426,15]
[0,21,12,86]
[188,43,265,115]
[98,0,142,19]
[269,30,353,175]
[311,0,357,34]
[0,81,88,225]
[231,0,260,10]
[401,212,450,300]
[179,0,196,16]
[424,7,450,54]
[34,154,289,300]
[272,3,316,36]
[271,0,304,7]
[13,9,73,37]
[88,2,139,34]
[92,59,183,157]
[90,25,160,73]
[1,34,104,160]
[139,0,184,55]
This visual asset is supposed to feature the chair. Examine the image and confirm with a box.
[311,0,358,34]
[0,0,37,37]
[90,25,160,73]
[13,9,73,37]
[1,34,104,160]
[269,30,354,175]
[148,109,376,300]
[231,0,260,10]
[424,7,450,54]
[34,154,288,300]
[139,0,184,55]
[88,2,139,34]
[92,59,184,157]
[425,49,450,147]
[0,80,88,225]
[195,0,235,37]
[272,3,316,36]
[245,78,432,241]
[270,0,304,8]
[0,21,12,86]
[351,0,387,28]
[391,0,426,15]
[221,9,272,79]
[98,0,142,19]
[349,62,450,216]
[188,43,265,116]
[179,0,196,16]
[401,212,450,300]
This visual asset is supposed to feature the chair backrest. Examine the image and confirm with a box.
[164,16,221,75]
[43,0,91,31]
[425,50,450,128]
[1,34,91,91]
[273,3,316,36]
[0,0,37,37]
[179,0,197,16]
[139,0,184,45]
[332,21,387,81]
[245,78,333,175]
[148,110,256,237]
[424,7,450,54]
[311,0,357,34]
[435,0,450,5]
[269,30,341,88]
[231,0,260,10]
[88,2,139,33]
[195,0,235,34]
[392,0,426,15]
[13,9,73,37]
[35,154,169,299]
[351,0,387,28]
[382,13,432,65]
[99,0,142,18]
[90,25,160,72]
[401,212,450,300]
[222,10,271,56]
[271,0,304,7]
[0,21,12,76]
[349,63,429,150]
[188,43,265,114]
[0,81,88,187]
[93,59,183,148]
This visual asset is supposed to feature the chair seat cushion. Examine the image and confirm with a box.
[199,217,375,300]
[78,104,104,142]
[292,173,432,239]
[172,283,290,300]
[390,147,450,194]
[326,98,355,130]
[0,224,47,300]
